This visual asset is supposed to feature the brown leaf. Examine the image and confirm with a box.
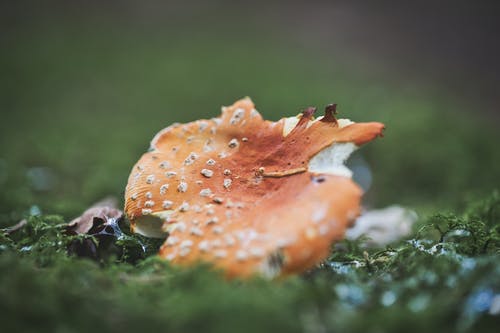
[66,197,123,235]
[66,197,124,260]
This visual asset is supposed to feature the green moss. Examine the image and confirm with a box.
[1,193,498,333]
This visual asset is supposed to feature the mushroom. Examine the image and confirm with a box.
[124,98,384,278]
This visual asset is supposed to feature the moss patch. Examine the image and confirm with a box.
[1,192,498,333]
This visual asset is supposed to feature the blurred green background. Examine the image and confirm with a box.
[1,0,499,225]
[1,2,499,333]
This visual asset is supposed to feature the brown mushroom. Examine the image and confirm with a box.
[124,98,384,278]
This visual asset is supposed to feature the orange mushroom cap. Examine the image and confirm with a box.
[124,98,384,278]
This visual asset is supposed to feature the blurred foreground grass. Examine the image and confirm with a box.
[0,9,499,333]
[1,192,498,333]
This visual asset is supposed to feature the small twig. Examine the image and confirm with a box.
[3,219,28,235]
[257,167,307,178]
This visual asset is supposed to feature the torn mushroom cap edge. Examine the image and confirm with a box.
[124,99,385,264]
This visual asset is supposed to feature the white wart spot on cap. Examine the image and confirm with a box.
[213,226,224,234]
[203,144,213,153]
[198,240,210,252]
[230,108,245,125]
[206,217,219,225]
[250,247,265,258]
[165,236,178,246]
[213,197,224,204]
[200,188,213,197]
[214,249,227,258]
[184,152,199,166]
[177,181,188,192]
[162,200,173,209]
[179,247,191,257]
[228,138,239,148]
[175,222,187,233]
[305,227,317,240]
[160,184,169,195]
[190,227,204,237]
[276,238,293,248]
[250,109,260,118]
[224,234,236,246]
[223,178,232,189]
[236,250,248,261]
[146,174,155,184]
[159,161,171,169]
[198,121,208,132]
[211,239,222,248]
[179,201,190,212]
[180,239,193,248]
[311,205,328,224]
[200,169,214,178]
[318,224,329,236]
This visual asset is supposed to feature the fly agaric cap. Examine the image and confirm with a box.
[125,98,384,278]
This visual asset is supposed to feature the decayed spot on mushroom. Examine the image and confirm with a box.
[124,97,384,278]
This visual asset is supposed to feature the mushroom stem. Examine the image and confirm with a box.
[259,167,307,178]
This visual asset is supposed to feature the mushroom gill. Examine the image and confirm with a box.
[124,98,385,278]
